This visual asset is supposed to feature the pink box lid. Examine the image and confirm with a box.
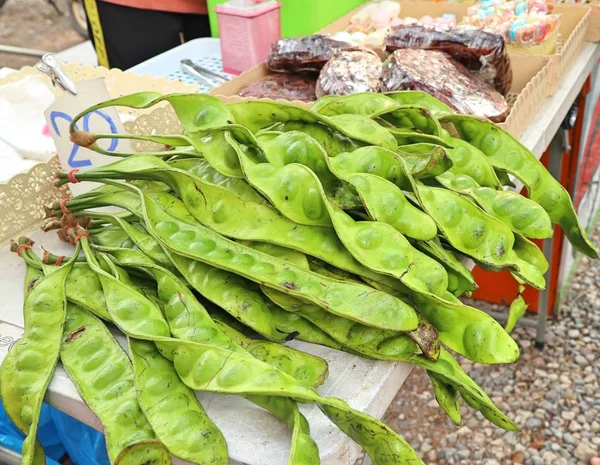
[214,0,281,18]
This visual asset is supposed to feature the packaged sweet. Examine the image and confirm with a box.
[384,24,512,95]
[462,0,559,52]
[348,1,402,33]
[380,49,510,122]
[238,74,317,102]
[342,1,402,46]
[398,14,458,28]
[316,50,382,98]
[267,35,359,73]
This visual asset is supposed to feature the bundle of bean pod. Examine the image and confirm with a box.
[3,90,596,465]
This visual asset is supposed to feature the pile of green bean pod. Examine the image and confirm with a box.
[4,89,596,465]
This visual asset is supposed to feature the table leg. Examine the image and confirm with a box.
[535,132,565,348]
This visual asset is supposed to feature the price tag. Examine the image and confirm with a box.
[44,78,132,196]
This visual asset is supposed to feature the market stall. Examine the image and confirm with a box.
[0,0,599,464]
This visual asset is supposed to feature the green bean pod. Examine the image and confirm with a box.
[266,304,344,349]
[413,294,519,364]
[397,144,453,178]
[366,275,519,365]
[58,158,411,298]
[71,233,422,465]
[427,373,462,425]
[264,121,360,156]
[383,91,453,118]
[505,295,527,333]
[228,100,398,150]
[413,349,518,431]
[58,178,420,332]
[414,239,477,297]
[128,338,228,464]
[312,92,401,118]
[442,115,598,258]
[264,273,516,430]
[168,157,269,205]
[441,135,502,188]
[333,172,437,241]
[212,319,329,388]
[89,244,321,465]
[435,172,553,239]
[88,210,353,345]
[387,128,451,147]
[251,132,448,297]
[160,337,424,465]
[1,247,78,465]
[60,305,171,464]
[416,184,545,288]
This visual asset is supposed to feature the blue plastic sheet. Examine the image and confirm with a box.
[0,400,109,465]
[51,408,110,465]
[0,401,64,463]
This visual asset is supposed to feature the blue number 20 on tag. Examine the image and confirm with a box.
[49,110,119,168]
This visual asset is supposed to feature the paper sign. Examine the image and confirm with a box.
[44,78,132,196]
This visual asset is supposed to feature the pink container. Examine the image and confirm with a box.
[215,1,282,75]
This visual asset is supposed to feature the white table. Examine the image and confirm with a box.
[1,39,599,465]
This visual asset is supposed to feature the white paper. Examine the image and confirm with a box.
[44,78,132,196]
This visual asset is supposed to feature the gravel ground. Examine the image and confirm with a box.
[0,0,84,69]
[386,221,600,464]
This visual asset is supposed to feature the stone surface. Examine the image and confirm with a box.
[574,443,597,462]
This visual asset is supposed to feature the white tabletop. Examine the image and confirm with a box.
[520,43,600,158]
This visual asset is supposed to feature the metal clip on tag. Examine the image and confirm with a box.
[35,54,78,96]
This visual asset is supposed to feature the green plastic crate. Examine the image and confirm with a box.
[207,0,367,38]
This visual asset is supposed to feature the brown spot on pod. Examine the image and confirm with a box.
[66,326,86,342]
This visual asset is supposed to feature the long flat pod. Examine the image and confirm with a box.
[60,305,171,464]
[383,91,453,118]
[157,337,425,465]
[372,275,519,365]
[58,157,413,296]
[264,280,517,431]
[168,157,269,205]
[441,135,502,188]
[67,240,319,465]
[427,373,462,425]
[313,93,401,117]
[397,143,453,178]
[435,172,553,239]
[24,250,112,323]
[414,239,477,297]
[442,114,598,258]
[265,120,360,156]
[128,338,228,464]
[72,236,423,465]
[249,132,448,297]
[1,247,77,465]
[212,318,329,388]
[89,209,374,345]
[228,100,398,150]
[416,184,545,289]
[59,177,419,332]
